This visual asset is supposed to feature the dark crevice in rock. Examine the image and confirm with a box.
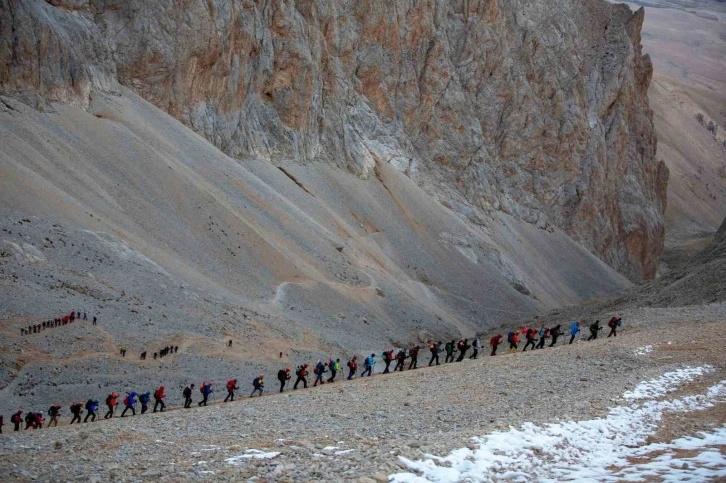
[277,166,315,198]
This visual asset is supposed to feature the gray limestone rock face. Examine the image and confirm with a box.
[0,0,666,281]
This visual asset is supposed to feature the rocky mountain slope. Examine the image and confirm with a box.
[632,1,726,259]
[0,0,667,413]
[1,0,667,281]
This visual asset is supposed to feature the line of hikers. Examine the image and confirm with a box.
[3,317,622,432]
[139,345,178,360]
[19,311,97,336]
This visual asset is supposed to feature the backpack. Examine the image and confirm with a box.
[85,399,93,410]
[123,394,129,406]
[183,386,191,397]
[227,380,236,391]
[154,388,163,399]
[365,356,373,367]
[429,343,436,351]
[106,395,113,405]
[507,332,514,343]
[295,366,303,377]
[12,413,20,423]
[200,384,206,394]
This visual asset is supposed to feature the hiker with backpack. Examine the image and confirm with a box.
[361,354,375,377]
[409,345,420,369]
[490,334,503,356]
[549,324,563,347]
[536,327,550,350]
[69,403,83,424]
[456,339,470,361]
[428,342,442,366]
[508,331,520,353]
[250,374,264,397]
[444,340,457,363]
[121,392,137,417]
[104,392,119,419]
[393,349,407,372]
[199,382,213,406]
[522,328,537,352]
[278,368,291,392]
[11,410,22,431]
[382,351,394,373]
[153,386,166,412]
[48,405,61,427]
[84,399,99,422]
[328,359,341,382]
[183,385,194,407]
[294,364,309,389]
[607,317,622,338]
[224,379,239,402]
[470,339,480,359]
[313,361,327,386]
[587,321,602,341]
[569,321,580,344]
[139,392,151,414]
[347,356,358,380]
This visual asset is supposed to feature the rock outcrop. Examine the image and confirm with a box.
[0,0,666,280]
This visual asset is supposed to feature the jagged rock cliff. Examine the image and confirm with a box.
[0,0,666,281]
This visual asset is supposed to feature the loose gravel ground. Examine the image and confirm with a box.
[0,303,724,482]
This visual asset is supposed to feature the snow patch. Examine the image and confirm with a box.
[335,449,356,455]
[225,449,281,465]
[623,366,712,400]
[390,366,725,482]
[634,345,653,355]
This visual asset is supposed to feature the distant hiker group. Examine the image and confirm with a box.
[19,310,97,336]
[5,315,623,432]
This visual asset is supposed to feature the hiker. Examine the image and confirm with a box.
[549,324,563,347]
[490,334,503,356]
[522,328,537,352]
[104,392,119,419]
[92,316,97,325]
[361,354,375,377]
[409,345,420,369]
[278,368,291,392]
[294,364,309,389]
[347,356,358,380]
[83,312,87,320]
[139,392,151,414]
[228,340,232,347]
[250,374,264,397]
[24,412,35,430]
[153,352,158,360]
[224,379,239,402]
[569,321,580,344]
[153,386,166,412]
[121,392,137,417]
[199,382,213,406]
[69,403,83,424]
[607,316,621,338]
[84,399,99,422]
[11,411,22,431]
[0,415,3,433]
[183,384,195,407]
[140,351,146,360]
[313,361,327,387]
[393,349,407,372]
[536,327,550,349]
[456,339,470,361]
[328,358,341,382]
[428,342,441,366]
[382,350,394,373]
[444,340,457,363]
[508,331,520,353]
[48,405,61,427]
[587,321,602,341]
[469,339,480,359]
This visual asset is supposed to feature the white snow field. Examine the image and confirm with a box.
[390,366,726,482]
